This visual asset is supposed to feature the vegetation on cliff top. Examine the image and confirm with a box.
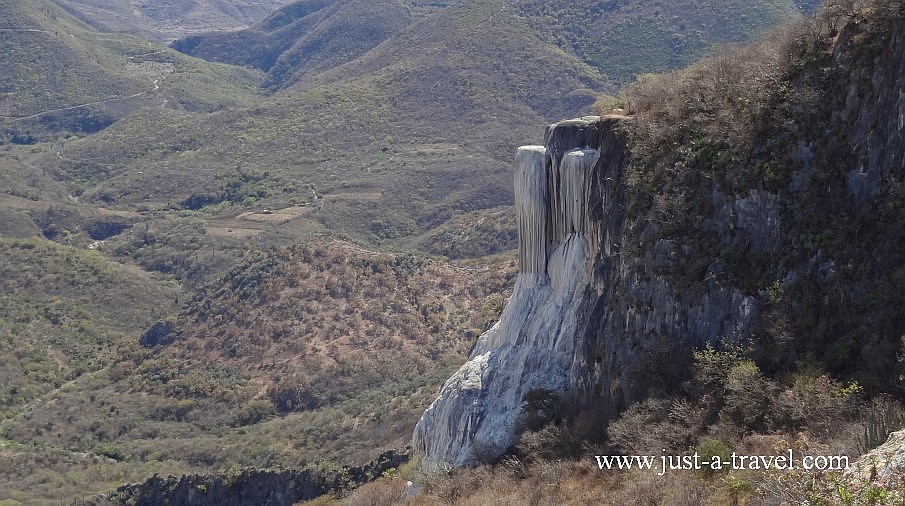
[606,0,905,392]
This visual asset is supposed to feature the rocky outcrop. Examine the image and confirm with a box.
[848,430,905,490]
[413,115,758,469]
[110,449,408,506]
[412,117,613,469]
[836,7,905,212]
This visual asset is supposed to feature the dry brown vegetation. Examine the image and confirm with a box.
[168,238,517,413]
[1,236,517,504]
[340,346,903,505]
[606,0,902,225]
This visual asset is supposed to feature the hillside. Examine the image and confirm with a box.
[0,235,185,504]
[52,0,292,42]
[0,238,515,503]
[32,2,606,260]
[171,0,423,90]
[174,0,803,89]
[0,0,264,141]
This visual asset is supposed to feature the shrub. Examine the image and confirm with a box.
[771,373,861,436]
[513,423,571,463]
[518,388,567,432]
[696,439,732,477]
[607,397,697,454]
[690,344,749,394]
[721,361,773,432]
[93,443,128,462]
[266,377,325,413]
[343,477,406,506]
[688,344,749,423]
[231,399,274,427]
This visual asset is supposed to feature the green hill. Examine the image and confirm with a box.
[174,0,802,89]
[52,0,292,42]
[0,238,514,503]
[0,0,264,141]
[519,0,800,85]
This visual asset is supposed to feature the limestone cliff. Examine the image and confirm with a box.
[413,115,757,469]
[413,117,615,468]
[414,1,905,470]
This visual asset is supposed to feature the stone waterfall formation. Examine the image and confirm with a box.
[413,115,761,469]
[412,117,612,469]
[413,117,616,468]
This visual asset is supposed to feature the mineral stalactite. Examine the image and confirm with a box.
[514,146,549,276]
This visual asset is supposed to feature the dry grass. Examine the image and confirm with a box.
[346,459,735,506]
[2,236,518,490]
[168,237,517,409]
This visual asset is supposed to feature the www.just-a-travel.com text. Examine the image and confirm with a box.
[595,450,850,476]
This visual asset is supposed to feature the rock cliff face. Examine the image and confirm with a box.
[111,449,408,506]
[413,117,620,468]
[414,3,905,469]
[413,115,758,469]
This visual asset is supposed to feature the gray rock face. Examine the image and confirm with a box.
[111,449,408,505]
[413,117,606,469]
[837,13,905,212]
[848,430,905,489]
[413,115,759,470]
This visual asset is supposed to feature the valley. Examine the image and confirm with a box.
[6,0,891,504]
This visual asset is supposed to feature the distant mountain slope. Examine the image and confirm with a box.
[517,0,801,85]
[173,0,803,90]
[52,0,292,42]
[41,0,610,248]
[37,0,809,251]
[171,0,346,72]
[0,0,264,139]
[172,0,433,90]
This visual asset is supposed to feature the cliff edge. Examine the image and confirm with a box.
[413,115,757,469]
[415,0,905,469]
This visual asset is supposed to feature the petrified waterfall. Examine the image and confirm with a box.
[413,115,760,470]
[516,145,600,277]
[514,146,548,276]
[412,117,607,469]
[413,10,905,472]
